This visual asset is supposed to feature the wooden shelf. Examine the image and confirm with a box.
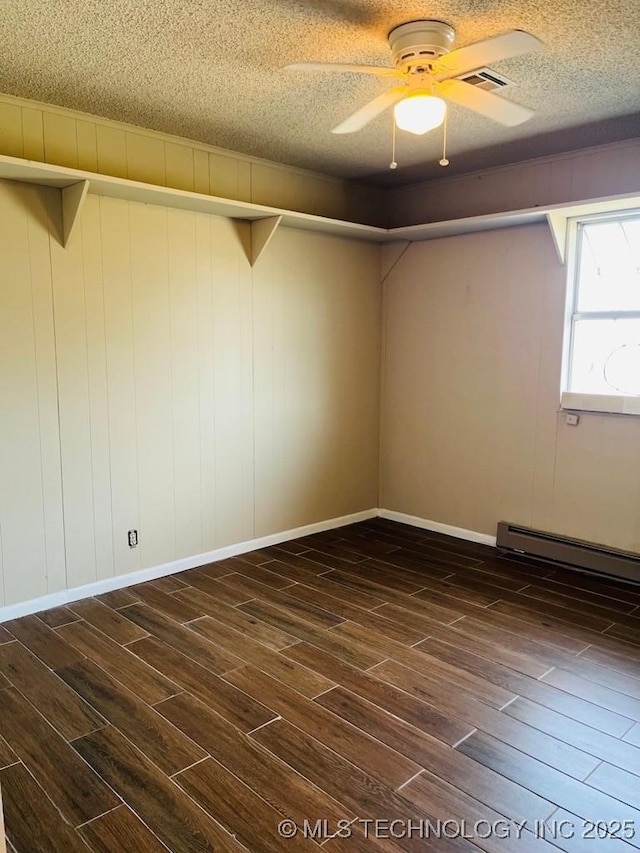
[2,154,639,263]
[392,192,640,260]
[393,207,549,242]
[0,155,386,250]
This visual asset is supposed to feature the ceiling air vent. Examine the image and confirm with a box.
[457,67,515,92]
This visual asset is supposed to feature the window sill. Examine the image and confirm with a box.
[561,392,640,416]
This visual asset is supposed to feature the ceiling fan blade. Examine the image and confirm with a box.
[435,30,543,77]
[331,86,407,134]
[285,62,398,78]
[439,78,534,126]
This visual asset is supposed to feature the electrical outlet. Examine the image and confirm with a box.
[128,529,138,548]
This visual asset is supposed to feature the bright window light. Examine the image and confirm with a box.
[565,214,640,404]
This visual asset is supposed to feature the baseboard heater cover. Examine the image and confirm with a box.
[496,522,640,583]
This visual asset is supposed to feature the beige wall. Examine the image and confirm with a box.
[0,93,385,226]
[388,139,640,227]
[3,91,637,234]
[380,223,640,552]
[0,179,380,608]
[3,90,640,612]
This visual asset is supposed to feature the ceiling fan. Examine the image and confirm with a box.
[285,20,543,137]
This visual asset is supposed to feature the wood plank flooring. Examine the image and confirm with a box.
[1,518,640,851]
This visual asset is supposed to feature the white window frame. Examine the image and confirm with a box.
[560,209,640,416]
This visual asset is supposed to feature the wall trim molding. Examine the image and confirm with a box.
[0,508,377,623]
[377,509,497,547]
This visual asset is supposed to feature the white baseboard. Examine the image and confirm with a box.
[377,509,497,547]
[0,508,377,623]
[0,507,495,622]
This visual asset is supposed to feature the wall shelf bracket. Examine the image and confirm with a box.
[381,240,411,283]
[250,215,282,266]
[547,211,568,264]
[61,180,90,247]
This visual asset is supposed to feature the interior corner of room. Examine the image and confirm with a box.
[1,79,640,619]
[4,7,640,851]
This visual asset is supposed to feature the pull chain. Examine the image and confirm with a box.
[439,112,449,167]
[390,116,398,169]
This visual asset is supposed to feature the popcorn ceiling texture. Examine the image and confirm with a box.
[1,0,640,184]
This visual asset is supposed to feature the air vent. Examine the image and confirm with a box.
[457,67,515,92]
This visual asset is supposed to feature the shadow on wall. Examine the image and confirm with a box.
[369,111,640,187]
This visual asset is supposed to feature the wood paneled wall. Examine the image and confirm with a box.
[2,92,638,233]
[387,139,640,227]
[380,223,640,552]
[0,93,385,226]
[0,181,381,608]
[0,184,66,607]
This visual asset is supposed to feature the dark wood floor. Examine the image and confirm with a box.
[1,518,640,851]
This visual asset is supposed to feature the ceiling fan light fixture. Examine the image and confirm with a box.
[394,93,447,135]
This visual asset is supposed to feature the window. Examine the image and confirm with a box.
[562,212,640,415]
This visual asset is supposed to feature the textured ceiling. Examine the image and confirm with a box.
[2,1,640,184]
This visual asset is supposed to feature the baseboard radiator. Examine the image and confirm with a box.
[496,522,640,583]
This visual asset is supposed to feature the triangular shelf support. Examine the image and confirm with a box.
[61,180,90,247]
[381,240,411,283]
[547,211,568,264]
[250,215,282,266]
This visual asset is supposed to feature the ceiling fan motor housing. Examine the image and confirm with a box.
[388,20,455,71]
